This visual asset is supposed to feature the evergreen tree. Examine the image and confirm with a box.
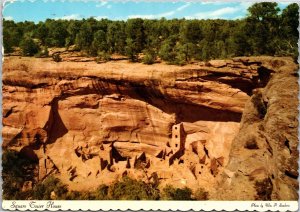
[107,21,126,54]
[246,2,280,55]
[34,22,48,45]
[125,19,145,61]
[75,22,93,52]
[158,35,177,63]
[91,30,108,56]
[3,3,298,62]
[66,20,82,47]
[277,3,299,59]
[20,38,40,56]
[45,20,68,47]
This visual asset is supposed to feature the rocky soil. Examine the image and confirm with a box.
[2,55,298,200]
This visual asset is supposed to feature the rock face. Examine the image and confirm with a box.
[214,57,299,200]
[2,56,298,199]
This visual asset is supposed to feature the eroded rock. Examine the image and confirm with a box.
[2,56,297,199]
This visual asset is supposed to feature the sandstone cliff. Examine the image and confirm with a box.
[2,56,298,199]
[215,57,299,200]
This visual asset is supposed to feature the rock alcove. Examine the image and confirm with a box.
[3,56,298,199]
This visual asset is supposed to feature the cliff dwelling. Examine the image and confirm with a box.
[2,56,299,200]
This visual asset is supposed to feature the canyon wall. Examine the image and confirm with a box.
[2,56,298,199]
[215,57,299,200]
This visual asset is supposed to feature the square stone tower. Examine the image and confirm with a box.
[171,123,185,153]
[169,123,186,165]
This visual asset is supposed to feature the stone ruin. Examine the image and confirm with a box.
[3,56,298,199]
[53,121,233,189]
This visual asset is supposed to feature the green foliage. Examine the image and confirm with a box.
[44,20,68,47]
[34,23,48,45]
[65,185,110,200]
[65,191,84,200]
[180,20,203,43]
[281,3,299,38]
[32,176,68,200]
[66,20,82,47]
[109,176,160,200]
[125,18,145,60]
[248,2,280,21]
[158,36,177,63]
[66,190,98,200]
[20,38,40,56]
[231,20,251,57]
[3,29,14,53]
[174,52,187,66]
[175,43,195,65]
[3,3,299,62]
[66,177,160,200]
[91,30,108,56]
[107,21,126,54]
[162,185,193,200]
[2,150,38,200]
[35,46,49,58]
[3,20,23,53]
[246,3,281,56]
[75,22,94,52]
[142,49,156,64]
[278,3,299,60]
[94,185,110,200]
[96,51,111,63]
[125,38,139,62]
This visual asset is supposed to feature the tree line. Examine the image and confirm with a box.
[3,2,299,64]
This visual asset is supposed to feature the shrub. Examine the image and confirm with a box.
[66,190,98,200]
[3,36,13,54]
[158,40,176,62]
[35,46,49,58]
[173,43,194,66]
[255,178,273,200]
[32,176,68,200]
[194,188,209,200]
[2,150,37,200]
[52,53,62,62]
[142,50,156,65]
[94,185,110,200]
[66,178,160,200]
[162,185,193,200]
[125,38,139,62]
[96,51,111,63]
[109,176,160,200]
[65,191,83,200]
[251,91,267,118]
[142,53,155,65]
[20,38,40,56]
[174,52,187,66]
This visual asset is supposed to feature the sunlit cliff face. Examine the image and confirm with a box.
[3,56,298,200]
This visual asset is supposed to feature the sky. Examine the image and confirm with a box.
[3,0,294,23]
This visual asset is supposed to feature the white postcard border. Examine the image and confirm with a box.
[1,0,300,211]
[2,200,299,211]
